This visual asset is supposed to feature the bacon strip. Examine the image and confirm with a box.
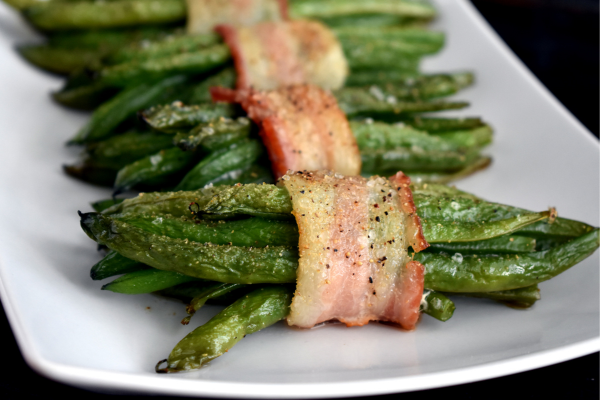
[280,170,427,330]
[389,171,429,252]
[211,85,361,179]
[187,0,287,34]
[215,20,348,90]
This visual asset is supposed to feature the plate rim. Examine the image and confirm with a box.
[0,0,599,397]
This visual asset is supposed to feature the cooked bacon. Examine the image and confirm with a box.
[215,20,348,90]
[187,0,287,34]
[280,170,426,330]
[389,172,429,252]
[210,85,361,179]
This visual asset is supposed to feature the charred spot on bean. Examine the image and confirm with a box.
[374,204,379,208]
[326,264,330,269]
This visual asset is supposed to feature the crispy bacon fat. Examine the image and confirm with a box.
[216,20,348,90]
[187,0,287,34]
[211,84,361,179]
[279,170,429,330]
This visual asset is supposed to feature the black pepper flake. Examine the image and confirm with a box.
[385,211,388,215]
[373,291,376,295]
[369,277,373,283]
[300,190,305,194]
[326,264,330,269]
[375,216,380,222]
[334,249,338,252]
[327,247,330,249]
[370,244,373,249]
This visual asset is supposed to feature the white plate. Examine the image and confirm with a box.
[0,0,598,398]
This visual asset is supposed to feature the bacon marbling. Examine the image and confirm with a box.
[215,20,348,90]
[187,0,287,34]
[210,85,361,179]
[280,170,428,330]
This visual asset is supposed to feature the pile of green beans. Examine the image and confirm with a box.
[5,0,495,188]
[79,182,599,371]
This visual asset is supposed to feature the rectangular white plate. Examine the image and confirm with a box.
[0,0,598,398]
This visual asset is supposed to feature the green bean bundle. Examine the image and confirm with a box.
[79,181,599,371]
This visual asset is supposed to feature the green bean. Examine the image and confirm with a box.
[106,32,222,65]
[346,51,422,72]
[119,214,299,247]
[201,184,293,220]
[401,117,485,132]
[414,190,532,223]
[63,163,118,186]
[421,291,455,322]
[417,228,600,292]
[515,217,596,239]
[334,26,445,44]
[351,121,491,152]
[113,147,197,194]
[342,40,443,71]
[92,198,124,213]
[102,269,202,295]
[98,44,231,87]
[158,286,292,372]
[80,213,299,284]
[316,14,419,28]
[421,212,551,243]
[186,282,247,315]
[428,234,537,254]
[174,117,252,151]
[334,87,469,118]
[141,103,237,133]
[23,0,186,31]
[407,157,492,184]
[345,69,420,87]
[531,236,570,252]
[289,0,437,19]
[48,26,176,50]
[452,285,541,309]
[90,250,149,281]
[102,186,229,217]
[52,80,116,111]
[174,139,264,191]
[203,164,274,187]
[69,75,188,144]
[429,126,493,149]
[81,130,174,170]
[17,45,102,75]
[411,181,480,200]
[350,73,473,102]
[361,147,482,173]
[155,281,215,303]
